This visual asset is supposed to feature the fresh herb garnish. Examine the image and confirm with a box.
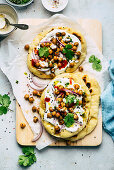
[65,82,69,87]
[39,47,49,58]
[64,113,75,127]
[9,0,30,5]
[65,94,79,105]
[0,94,11,115]
[16,80,19,84]
[63,45,74,61]
[89,55,102,72]
[18,147,37,167]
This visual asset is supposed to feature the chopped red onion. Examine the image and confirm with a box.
[32,120,43,142]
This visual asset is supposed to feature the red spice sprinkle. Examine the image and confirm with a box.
[45,97,50,102]
[59,60,68,70]
[70,78,72,85]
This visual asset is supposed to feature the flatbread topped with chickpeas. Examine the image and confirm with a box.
[39,73,91,139]
[27,27,87,79]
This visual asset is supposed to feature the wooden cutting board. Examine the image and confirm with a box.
[16,19,102,146]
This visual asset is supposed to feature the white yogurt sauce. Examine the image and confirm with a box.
[44,77,84,132]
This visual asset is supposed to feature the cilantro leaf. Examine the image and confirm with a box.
[2,94,11,108]
[0,95,3,105]
[65,94,76,105]
[89,55,95,63]
[0,106,7,115]
[62,45,74,61]
[22,147,34,156]
[39,47,49,58]
[92,63,102,72]
[18,155,29,167]
[65,44,72,49]
[64,113,75,127]
[65,82,69,87]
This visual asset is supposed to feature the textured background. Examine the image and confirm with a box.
[0,0,114,170]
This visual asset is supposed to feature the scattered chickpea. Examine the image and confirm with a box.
[32,106,37,112]
[56,107,61,112]
[52,38,57,44]
[37,92,41,97]
[50,73,55,78]
[54,56,58,61]
[55,51,59,56]
[20,123,26,129]
[70,62,74,67]
[29,97,34,103]
[59,120,64,125]
[48,55,53,59]
[36,107,40,113]
[58,57,63,62]
[40,43,45,47]
[79,100,82,105]
[78,66,83,72]
[33,90,38,96]
[69,108,73,113]
[41,57,45,61]
[74,84,80,89]
[33,116,38,123]
[51,59,54,63]
[74,89,78,93]
[52,111,56,117]
[54,89,60,95]
[24,44,30,51]
[61,32,66,36]
[56,32,61,37]
[61,102,65,107]
[72,46,77,51]
[58,36,62,41]
[35,62,40,68]
[49,107,54,112]
[46,42,50,47]
[49,63,53,68]
[54,125,60,133]
[58,63,62,68]
[60,46,64,52]
[66,92,70,96]
[45,58,49,62]
[57,98,63,103]
[59,115,63,120]
[47,113,52,118]
[78,90,83,96]
[74,42,79,47]
[24,94,29,100]
[76,51,81,56]
[49,49,53,54]
[74,114,78,120]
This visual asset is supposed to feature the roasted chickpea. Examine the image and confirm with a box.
[57,98,63,103]
[45,58,49,62]
[60,46,64,52]
[50,73,55,78]
[70,62,74,67]
[73,45,77,51]
[56,112,60,118]
[79,100,82,105]
[20,123,26,129]
[66,92,70,96]
[74,114,78,120]
[55,51,59,56]
[54,89,60,95]
[33,90,38,96]
[74,42,79,46]
[74,89,78,93]
[58,63,62,68]
[58,36,62,41]
[51,68,55,73]
[33,116,38,123]
[24,44,30,51]
[29,97,34,103]
[35,62,40,68]
[51,59,54,63]
[61,102,65,107]
[32,106,37,112]
[48,55,53,59]
[54,56,58,61]
[37,92,41,97]
[49,49,53,54]
[69,108,73,113]
[47,113,52,118]
[52,111,56,117]
[41,57,45,61]
[61,93,65,98]
[49,107,54,112]
[54,125,60,133]
[56,107,61,111]
[58,85,64,90]
[52,38,57,44]
[58,57,63,62]
[56,32,61,37]
[59,120,64,125]
[78,90,83,96]
[40,43,45,47]
[61,32,66,36]
[24,94,29,100]
[49,62,53,68]
[46,42,50,47]
[36,107,40,113]
[59,115,63,120]
[76,51,81,56]
[74,84,80,89]
[78,66,83,72]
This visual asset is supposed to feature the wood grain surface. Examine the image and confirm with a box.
[16,19,102,146]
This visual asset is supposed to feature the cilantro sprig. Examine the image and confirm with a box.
[65,94,79,106]
[39,47,49,58]
[89,55,102,72]
[64,113,75,127]
[62,44,74,61]
[0,94,11,115]
[18,147,37,167]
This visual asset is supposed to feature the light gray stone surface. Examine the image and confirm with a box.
[0,0,114,170]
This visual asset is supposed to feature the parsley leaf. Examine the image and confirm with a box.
[39,47,49,58]
[0,94,11,115]
[64,113,75,127]
[89,55,102,72]
[18,147,37,167]
[63,45,74,61]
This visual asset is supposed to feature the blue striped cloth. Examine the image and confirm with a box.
[101,59,114,141]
